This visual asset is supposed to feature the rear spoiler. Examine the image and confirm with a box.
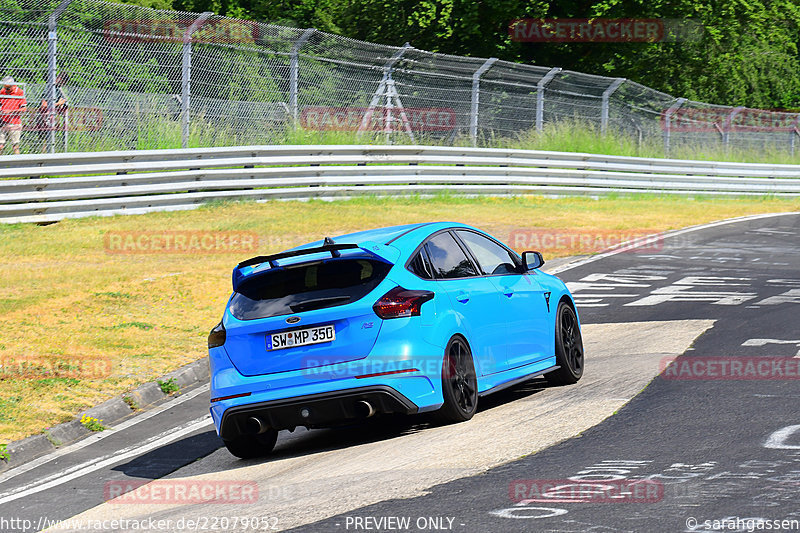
[232,238,399,292]
[236,243,358,269]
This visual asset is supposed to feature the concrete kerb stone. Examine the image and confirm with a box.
[0,356,210,474]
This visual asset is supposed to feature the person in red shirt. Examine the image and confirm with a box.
[1,76,27,155]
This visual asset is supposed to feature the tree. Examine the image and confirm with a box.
[118,0,800,108]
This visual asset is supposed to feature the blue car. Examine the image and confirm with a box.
[208,222,583,458]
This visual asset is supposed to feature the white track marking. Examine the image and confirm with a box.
[0,415,212,505]
[764,425,800,449]
[0,384,209,485]
[743,338,800,357]
[548,212,800,275]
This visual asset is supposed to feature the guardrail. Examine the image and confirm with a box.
[2,145,800,224]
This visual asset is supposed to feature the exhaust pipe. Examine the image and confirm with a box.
[244,416,268,435]
[355,400,376,418]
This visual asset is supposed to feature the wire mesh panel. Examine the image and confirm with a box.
[0,0,798,154]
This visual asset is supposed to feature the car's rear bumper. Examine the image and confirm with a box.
[209,317,446,435]
[218,385,417,439]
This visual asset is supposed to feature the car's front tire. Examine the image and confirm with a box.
[434,335,478,424]
[222,429,279,459]
[546,300,584,385]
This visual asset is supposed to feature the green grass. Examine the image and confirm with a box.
[157,377,180,395]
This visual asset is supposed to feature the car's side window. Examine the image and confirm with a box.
[456,230,520,276]
[408,249,434,279]
[425,232,478,279]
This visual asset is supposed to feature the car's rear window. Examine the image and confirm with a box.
[229,258,392,320]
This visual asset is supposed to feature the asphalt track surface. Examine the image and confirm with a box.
[1,212,798,533]
[295,213,800,532]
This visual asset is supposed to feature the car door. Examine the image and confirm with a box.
[424,231,509,375]
[454,229,551,369]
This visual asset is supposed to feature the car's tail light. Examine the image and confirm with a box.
[373,287,434,319]
[208,321,226,348]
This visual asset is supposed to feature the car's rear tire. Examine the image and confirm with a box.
[546,301,584,386]
[433,336,478,424]
[222,429,279,459]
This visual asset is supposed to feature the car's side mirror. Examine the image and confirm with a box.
[522,251,545,271]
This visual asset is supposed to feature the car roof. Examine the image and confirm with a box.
[285,222,484,264]
[381,221,478,249]
[293,222,457,249]
[333,221,479,248]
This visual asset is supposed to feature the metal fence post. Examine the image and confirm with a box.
[722,106,745,150]
[791,115,800,156]
[181,12,213,149]
[45,0,75,154]
[601,78,625,134]
[536,67,561,132]
[290,28,316,124]
[662,98,686,156]
[469,58,497,146]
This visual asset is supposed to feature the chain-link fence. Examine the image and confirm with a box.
[2,0,800,155]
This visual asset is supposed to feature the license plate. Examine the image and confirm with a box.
[266,324,335,351]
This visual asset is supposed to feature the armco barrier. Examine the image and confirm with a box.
[1,145,799,223]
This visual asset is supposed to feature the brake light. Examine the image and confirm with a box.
[208,321,226,348]
[373,287,434,319]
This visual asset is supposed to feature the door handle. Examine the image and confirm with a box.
[501,286,514,297]
[456,290,470,303]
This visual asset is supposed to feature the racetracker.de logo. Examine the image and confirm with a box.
[300,107,457,132]
[509,228,663,255]
[663,107,800,133]
[104,231,259,254]
[0,355,112,380]
[104,480,259,504]
[509,479,663,503]
[24,107,103,132]
[103,18,259,44]
[509,18,665,42]
[660,356,800,380]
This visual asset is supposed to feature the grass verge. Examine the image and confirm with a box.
[0,194,798,443]
[51,115,800,165]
